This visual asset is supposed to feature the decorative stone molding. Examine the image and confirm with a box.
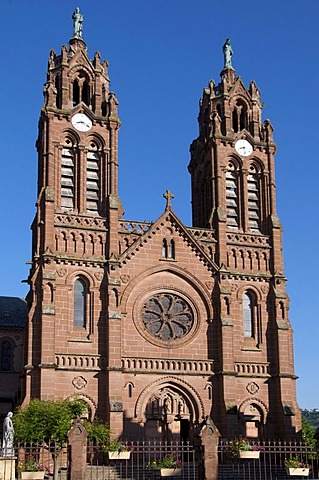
[55,213,107,230]
[42,305,55,315]
[234,361,270,376]
[277,320,289,330]
[57,268,67,277]
[109,310,122,319]
[120,274,130,284]
[55,354,106,370]
[187,228,216,243]
[226,232,270,246]
[94,271,104,281]
[246,381,259,395]
[43,271,56,280]
[110,400,123,412]
[122,357,214,375]
[45,186,55,201]
[72,375,87,390]
[221,318,233,326]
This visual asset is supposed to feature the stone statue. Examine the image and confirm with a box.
[223,38,233,68]
[2,412,14,457]
[72,7,84,38]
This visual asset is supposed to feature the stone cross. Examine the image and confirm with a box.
[163,190,174,210]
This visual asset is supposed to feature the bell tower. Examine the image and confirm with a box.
[24,9,122,419]
[189,40,301,437]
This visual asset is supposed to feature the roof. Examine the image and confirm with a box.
[0,296,27,328]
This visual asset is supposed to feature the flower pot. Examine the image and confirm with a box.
[20,472,45,480]
[239,451,260,459]
[160,468,182,477]
[108,451,131,460]
[286,467,310,476]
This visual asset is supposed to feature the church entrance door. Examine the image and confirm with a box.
[144,386,193,441]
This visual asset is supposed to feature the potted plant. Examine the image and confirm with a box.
[18,457,51,480]
[229,439,264,459]
[284,457,311,476]
[104,439,134,460]
[147,453,183,477]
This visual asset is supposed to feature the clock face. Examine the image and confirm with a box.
[235,139,253,157]
[71,113,92,132]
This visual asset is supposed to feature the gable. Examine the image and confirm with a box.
[119,210,218,274]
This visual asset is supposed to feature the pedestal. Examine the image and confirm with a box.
[0,456,16,480]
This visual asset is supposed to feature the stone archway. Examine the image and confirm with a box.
[145,386,191,441]
[238,398,268,438]
[135,378,204,442]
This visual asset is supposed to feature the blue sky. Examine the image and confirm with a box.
[0,0,318,408]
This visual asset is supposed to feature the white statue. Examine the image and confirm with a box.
[2,412,14,457]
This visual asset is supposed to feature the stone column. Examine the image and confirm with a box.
[200,417,220,480]
[67,418,88,480]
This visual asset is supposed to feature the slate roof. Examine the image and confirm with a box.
[0,296,27,328]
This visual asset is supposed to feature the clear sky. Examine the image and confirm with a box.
[0,0,318,409]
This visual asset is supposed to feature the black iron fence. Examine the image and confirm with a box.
[218,439,319,480]
[3,438,319,480]
[86,441,198,480]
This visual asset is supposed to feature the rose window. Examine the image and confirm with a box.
[142,293,194,341]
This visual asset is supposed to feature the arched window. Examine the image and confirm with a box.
[168,239,175,259]
[73,79,80,106]
[247,165,260,230]
[226,162,239,228]
[55,75,62,109]
[162,239,168,258]
[1,340,11,371]
[61,138,74,209]
[74,278,87,328]
[242,291,255,338]
[86,142,100,213]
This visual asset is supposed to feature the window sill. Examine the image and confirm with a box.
[68,338,92,343]
[241,345,261,352]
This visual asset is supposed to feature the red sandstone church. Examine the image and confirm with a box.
[0,12,301,440]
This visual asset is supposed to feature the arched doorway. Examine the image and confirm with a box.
[136,378,204,442]
[238,399,268,438]
[145,386,191,441]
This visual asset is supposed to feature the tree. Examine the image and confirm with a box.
[14,398,86,443]
[301,417,317,450]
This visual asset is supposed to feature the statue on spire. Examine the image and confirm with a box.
[223,38,233,68]
[72,7,84,38]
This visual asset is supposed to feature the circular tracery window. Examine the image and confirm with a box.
[142,293,194,341]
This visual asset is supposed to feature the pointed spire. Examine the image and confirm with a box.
[163,190,174,211]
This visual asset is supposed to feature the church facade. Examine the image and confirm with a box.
[22,14,301,440]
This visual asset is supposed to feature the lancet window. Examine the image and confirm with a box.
[74,278,87,328]
[61,139,75,209]
[86,142,100,213]
[226,162,239,228]
[247,165,260,230]
[242,290,257,338]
